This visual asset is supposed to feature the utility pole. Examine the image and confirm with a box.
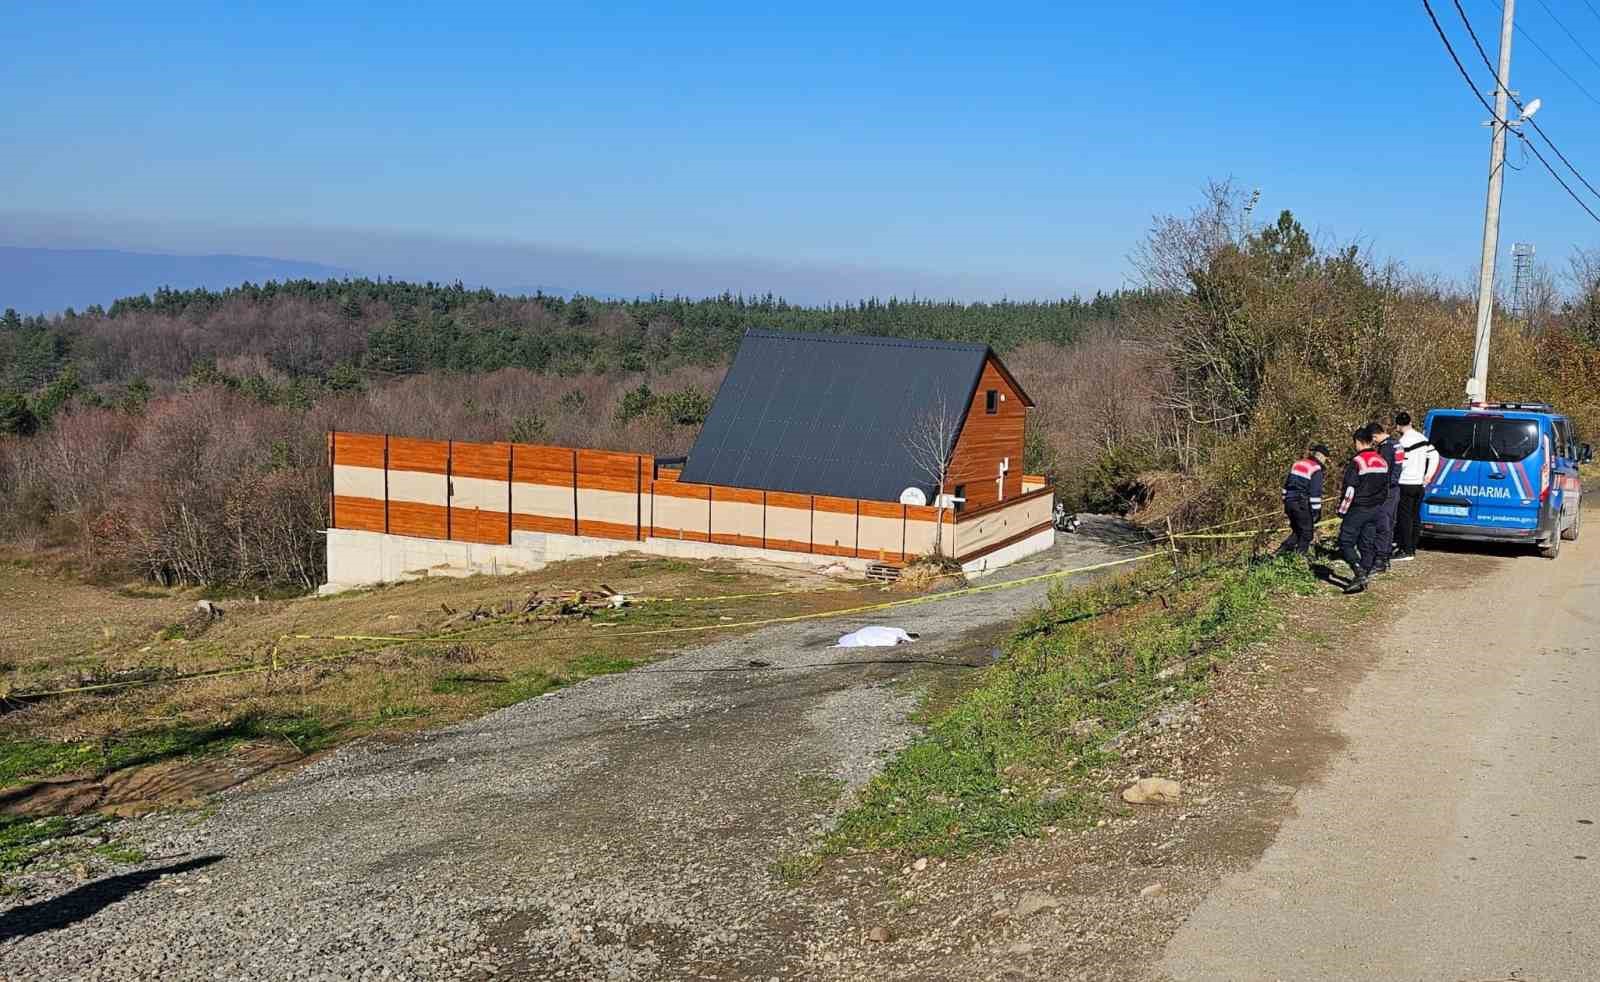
[1466,0,1516,406]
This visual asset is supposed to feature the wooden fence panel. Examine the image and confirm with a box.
[764,492,812,553]
[575,450,643,539]
[710,486,764,548]
[448,440,511,544]
[858,500,905,562]
[388,436,449,475]
[812,495,858,558]
[331,431,386,469]
[329,432,388,533]
[651,480,711,542]
[327,431,1052,567]
[385,436,449,539]
[510,443,574,535]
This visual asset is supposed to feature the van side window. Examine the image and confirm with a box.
[1554,419,1571,458]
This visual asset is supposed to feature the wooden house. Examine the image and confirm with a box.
[680,329,1036,511]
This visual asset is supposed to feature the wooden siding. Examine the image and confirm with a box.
[330,431,386,469]
[450,441,511,480]
[946,355,1028,510]
[388,436,449,476]
[327,431,1050,568]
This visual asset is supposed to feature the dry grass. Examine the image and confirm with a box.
[0,555,882,769]
[891,559,964,593]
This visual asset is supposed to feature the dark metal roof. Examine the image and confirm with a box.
[680,329,1002,502]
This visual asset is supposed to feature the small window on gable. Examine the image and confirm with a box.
[985,389,998,414]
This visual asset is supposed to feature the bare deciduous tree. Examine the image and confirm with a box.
[906,393,962,556]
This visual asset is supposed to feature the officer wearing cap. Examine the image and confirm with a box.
[1277,442,1330,557]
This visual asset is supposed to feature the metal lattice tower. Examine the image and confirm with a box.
[1511,242,1535,319]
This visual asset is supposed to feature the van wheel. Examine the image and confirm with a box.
[1562,503,1581,541]
[1541,530,1562,559]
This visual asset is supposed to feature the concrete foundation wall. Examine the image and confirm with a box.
[324,528,541,591]
[960,526,1056,578]
[322,527,872,594]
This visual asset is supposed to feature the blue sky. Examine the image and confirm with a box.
[6,0,1600,300]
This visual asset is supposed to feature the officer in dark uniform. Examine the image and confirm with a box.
[1337,426,1391,594]
[1277,442,1330,557]
[1368,419,1404,573]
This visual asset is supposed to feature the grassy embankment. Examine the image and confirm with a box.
[818,553,1318,859]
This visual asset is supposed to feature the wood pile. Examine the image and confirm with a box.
[439,585,627,629]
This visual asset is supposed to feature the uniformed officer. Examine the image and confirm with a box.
[1337,426,1391,594]
[1277,442,1330,557]
[1368,419,1404,573]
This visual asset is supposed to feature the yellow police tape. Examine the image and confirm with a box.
[281,550,1168,646]
[19,512,1350,702]
[1169,516,1340,541]
[14,550,1170,700]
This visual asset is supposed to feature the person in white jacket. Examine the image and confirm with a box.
[1393,411,1440,560]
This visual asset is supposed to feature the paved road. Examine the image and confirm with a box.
[0,523,1149,982]
[1162,530,1600,980]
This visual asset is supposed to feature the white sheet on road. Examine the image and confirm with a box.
[836,626,913,648]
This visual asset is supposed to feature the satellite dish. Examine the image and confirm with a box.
[899,487,928,506]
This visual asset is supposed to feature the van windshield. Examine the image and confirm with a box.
[1430,416,1540,462]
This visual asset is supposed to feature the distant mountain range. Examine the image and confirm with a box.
[0,247,359,315]
[0,246,628,315]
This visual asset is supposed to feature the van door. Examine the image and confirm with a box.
[1426,413,1545,532]
[1551,418,1580,530]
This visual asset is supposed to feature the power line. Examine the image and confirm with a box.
[1422,0,1600,223]
[1530,0,1600,76]
[1489,0,1600,107]
[1585,0,1600,30]
[1455,0,1600,205]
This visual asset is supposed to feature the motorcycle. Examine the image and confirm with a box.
[1052,501,1079,534]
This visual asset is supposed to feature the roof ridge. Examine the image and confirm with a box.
[742,327,990,352]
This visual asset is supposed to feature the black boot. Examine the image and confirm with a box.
[1343,574,1368,595]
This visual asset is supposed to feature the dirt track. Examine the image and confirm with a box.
[0,523,1147,981]
[1158,527,1600,979]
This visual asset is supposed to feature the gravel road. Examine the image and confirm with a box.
[1160,527,1600,980]
[0,522,1147,981]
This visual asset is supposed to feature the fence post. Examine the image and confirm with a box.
[571,449,579,536]
[446,439,453,541]
[328,431,336,530]
[383,434,390,534]
[1165,517,1181,574]
[506,443,514,545]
